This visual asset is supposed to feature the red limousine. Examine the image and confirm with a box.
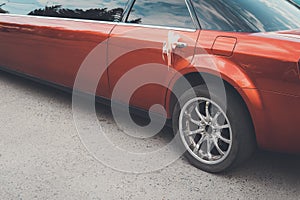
[0,0,300,173]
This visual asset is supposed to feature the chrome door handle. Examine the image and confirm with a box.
[162,31,187,67]
[174,42,188,49]
[162,41,188,66]
[162,41,171,64]
[162,41,168,55]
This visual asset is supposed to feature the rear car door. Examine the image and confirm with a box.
[0,0,128,97]
[107,0,200,113]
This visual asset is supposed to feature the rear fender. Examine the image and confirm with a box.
[165,55,267,148]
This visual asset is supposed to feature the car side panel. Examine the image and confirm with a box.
[258,91,300,152]
[0,14,114,97]
[107,25,199,113]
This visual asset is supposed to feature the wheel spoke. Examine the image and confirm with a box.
[195,103,206,123]
[205,101,211,121]
[216,132,231,144]
[184,109,202,126]
[185,128,204,136]
[216,124,230,130]
[189,117,202,126]
[212,111,221,123]
[207,137,213,159]
[193,135,206,152]
[213,137,225,155]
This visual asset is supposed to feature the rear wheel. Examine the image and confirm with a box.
[172,85,256,173]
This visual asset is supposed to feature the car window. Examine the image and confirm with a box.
[0,0,128,22]
[292,0,300,5]
[192,0,300,32]
[126,0,195,29]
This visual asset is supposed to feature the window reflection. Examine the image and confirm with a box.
[28,5,124,22]
[292,0,300,5]
[192,0,300,32]
[0,3,8,13]
[127,0,195,29]
[0,0,129,22]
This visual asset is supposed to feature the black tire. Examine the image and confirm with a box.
[172,84,256,173]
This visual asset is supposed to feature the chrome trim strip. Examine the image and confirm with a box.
[0,13,197,32]
[121,0,135,22]
[186,0,201,29]
[116,22,197,32]
[0,13,119,25]
[185,0,200,30]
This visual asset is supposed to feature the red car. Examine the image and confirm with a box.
[1,0,300,173]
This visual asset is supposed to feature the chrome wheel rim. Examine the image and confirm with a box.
[179,97,233,165]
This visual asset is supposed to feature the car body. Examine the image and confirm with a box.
[0,0,300,172]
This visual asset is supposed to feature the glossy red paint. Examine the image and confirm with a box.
[107,25,199,112]
[0,15,114,97]
[1,14,300,153]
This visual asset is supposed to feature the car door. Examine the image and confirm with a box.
[0,0,127,97]
[107,0,200,113]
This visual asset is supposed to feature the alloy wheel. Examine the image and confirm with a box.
[179,97,233,165]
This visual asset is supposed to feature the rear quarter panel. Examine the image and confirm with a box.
[171,30,300,152]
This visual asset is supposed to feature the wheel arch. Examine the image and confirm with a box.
[165,70,253,116]
[165,66,265,146]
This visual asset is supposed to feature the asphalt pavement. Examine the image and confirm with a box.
[0,71,300,200]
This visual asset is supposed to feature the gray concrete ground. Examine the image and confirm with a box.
[0,71,300,200]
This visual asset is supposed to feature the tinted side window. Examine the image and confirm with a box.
[0,0,43,15]
[0,0,128,22]
[291,0,300,6]
[191,0,253,32]
[127,0,195,29]
[192,0,300,32]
